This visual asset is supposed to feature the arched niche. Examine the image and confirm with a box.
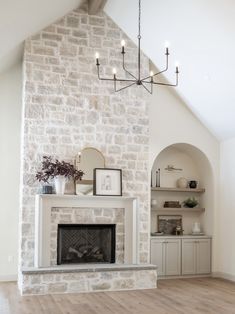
[151,143,214,236]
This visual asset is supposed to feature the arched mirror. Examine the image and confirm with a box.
[75,147,105,195]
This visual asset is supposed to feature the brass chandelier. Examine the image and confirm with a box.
[95,0,179,94]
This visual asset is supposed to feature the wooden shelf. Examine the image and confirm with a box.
[151,187,205,193]
[151,207,205,212]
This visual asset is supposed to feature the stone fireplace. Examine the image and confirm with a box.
[19,1,156,295]
[18,195,157,295]
[57,224,116,264]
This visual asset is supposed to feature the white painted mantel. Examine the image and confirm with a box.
[35,194,139,268]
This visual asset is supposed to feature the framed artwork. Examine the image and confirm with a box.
[157,215,182,235]
[93,168,122,196]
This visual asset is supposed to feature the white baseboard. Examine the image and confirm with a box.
[158,274,211,280]
[0,274,17,282]
[212,272,235,282]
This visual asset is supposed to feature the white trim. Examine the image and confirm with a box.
[212,272,235,282]
[158,274,211,280]
[35,194,139,268]
[0,274,17,282]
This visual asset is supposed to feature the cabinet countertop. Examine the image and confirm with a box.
[150,235,212,239]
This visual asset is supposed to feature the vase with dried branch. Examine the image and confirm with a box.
[36,156,84,194]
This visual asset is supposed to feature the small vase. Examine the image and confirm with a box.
[189,180,198,189]
[42,185,53,194]
[54,176,66,195]
[177,177,188,189]
[192,222,201,234]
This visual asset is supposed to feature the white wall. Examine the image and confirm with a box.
[0,64,22,280]
[149,85,220,271]
[218,138,235,279]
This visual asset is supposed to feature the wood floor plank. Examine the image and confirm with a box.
[1,278,235,314]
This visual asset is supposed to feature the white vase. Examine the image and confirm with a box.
[177,177,188,188]
[54,176,66,194]
[192,222,201,234]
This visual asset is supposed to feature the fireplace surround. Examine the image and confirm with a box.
[19,195,157,295]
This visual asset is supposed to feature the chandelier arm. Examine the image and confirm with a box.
[150,72,179,87]
[114,81,137,92]
[153,82,177,87]
[122,54,137,80]
[141,82,153,94]
[141,53,169,81]
[97,66,136,83]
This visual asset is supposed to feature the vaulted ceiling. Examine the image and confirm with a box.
[0,0,83,73]
[0,0,234,140]
[105,0,235,140]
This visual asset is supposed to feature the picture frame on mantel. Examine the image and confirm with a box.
[93,168,122,196]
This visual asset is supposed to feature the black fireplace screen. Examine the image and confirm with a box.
[57,224,116,264]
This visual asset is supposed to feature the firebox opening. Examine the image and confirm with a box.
[57,224,116,265]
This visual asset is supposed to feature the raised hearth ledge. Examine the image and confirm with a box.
[22,263,157,274]
[19,264,157,295]
[35,194,139,267]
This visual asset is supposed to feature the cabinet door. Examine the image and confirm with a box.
[150,239,165,276]
[196,239,211,274]
[182,239,197,275]
[165,239,181,276]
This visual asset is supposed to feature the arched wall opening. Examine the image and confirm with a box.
[150,143,214,236]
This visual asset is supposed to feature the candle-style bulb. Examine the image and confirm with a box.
[175,61,179,73]
[164,41,170,48]
[150,71,154,77]
[113,68,117,75]
[164,41,170,55]
[121,40,125,53]
[95,52,100,66]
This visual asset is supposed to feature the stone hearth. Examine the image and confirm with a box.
[20,264,157,295]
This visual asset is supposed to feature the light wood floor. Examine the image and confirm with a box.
[1,278,235,314]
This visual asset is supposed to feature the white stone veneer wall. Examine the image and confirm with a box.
[20,2,150,270]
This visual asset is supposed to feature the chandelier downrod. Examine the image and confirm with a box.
[95,0,179,94]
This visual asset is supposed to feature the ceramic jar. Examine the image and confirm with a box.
[192,222,201,234]
[176,177,188,189]
[189,180,198,189]
[42,185,53,194]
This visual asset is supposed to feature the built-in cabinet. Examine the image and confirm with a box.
[182,238,211,275]
[151,236,211,277]
[151,238,181,276]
